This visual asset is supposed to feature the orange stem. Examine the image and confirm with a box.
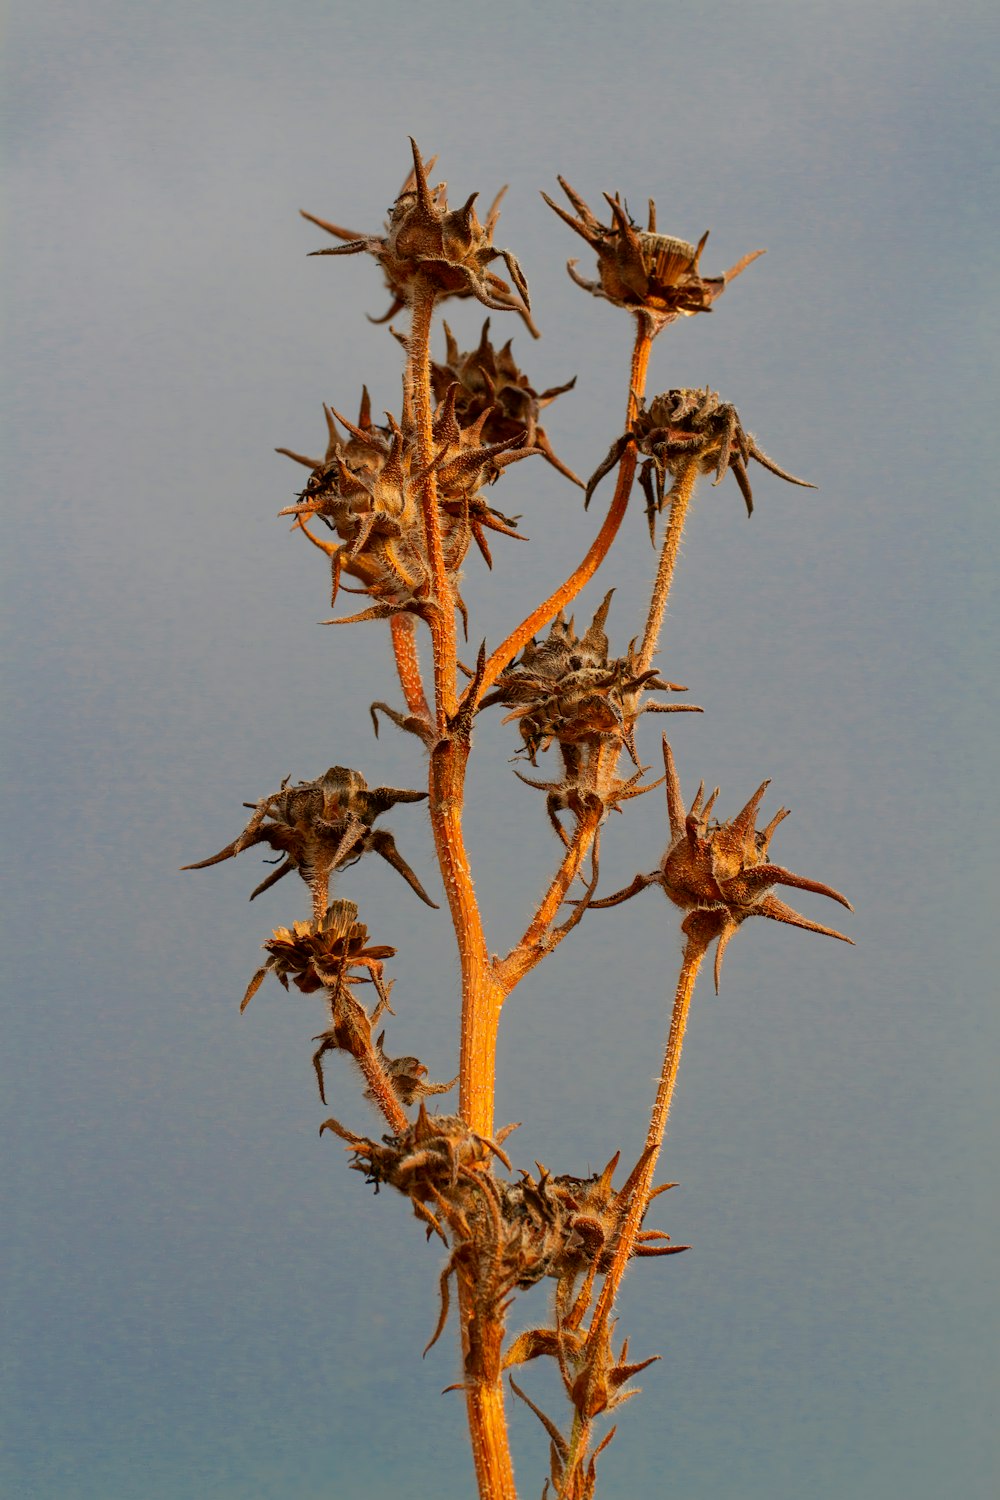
[408,277,456,726]
[390,613,431,720]
[471,319,653,706]
[588,919,712,1342]
[636,452,701,675]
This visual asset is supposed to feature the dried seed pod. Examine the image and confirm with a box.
[424,319,582,485]
[182,766,437,917]
[242,898,396,1011]
[591,737,854,989]
[586,387,815,533]
[302,139,536,334]
[278,383,533,616]
[543,179,763,330]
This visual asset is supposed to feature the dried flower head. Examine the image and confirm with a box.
[592,737,853,988]
[482,591,693,768]
[302,139,536,334]
[182,765,437,917]
[586,387,816,535]
[277,384,533,618]
[321,1105,511,1206]
[543,179,763,331]
[242,898,396,1010]
[424,320,582,486]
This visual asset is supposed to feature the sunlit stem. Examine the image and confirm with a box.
[636,451,701,675]
[587,917,712,1344]
[401,279,516,1499]
[390,613,431,720]
[408,275,456,725]
[473,316,653,705]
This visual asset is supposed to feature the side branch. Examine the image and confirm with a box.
[390,613,432,720]
[636,452,701,675]
[495,804,602,993]
[467,318,654,709]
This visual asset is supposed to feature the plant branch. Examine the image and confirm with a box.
[636,452,701,675]
[469,317,653,709]
[408,275,456,725]
[587,915,712,1343]
[390,613,432,720]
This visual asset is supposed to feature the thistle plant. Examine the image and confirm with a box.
[187,139,852,1499]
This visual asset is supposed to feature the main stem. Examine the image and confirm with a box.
[405,285,514,1500]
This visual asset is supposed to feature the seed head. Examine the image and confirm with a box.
[591,737,853,989]
[303,140,536,334]
[543,178,763,332]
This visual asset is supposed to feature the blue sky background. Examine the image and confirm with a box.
[3,2,997,1497]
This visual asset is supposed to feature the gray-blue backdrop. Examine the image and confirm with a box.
[4,2,997,1497]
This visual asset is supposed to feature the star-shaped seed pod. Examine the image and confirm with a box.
[422,319,582,486]
[591,737,853,989]
[182,766,437,917]
[543,179,763,331]
[585,387,815,536]
[302,139,537,335]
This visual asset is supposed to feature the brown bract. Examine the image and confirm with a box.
[181,765,437,916]
[302,139,537,335]
[543,178,763,332]
[586,387,816,535]
[591,737,853,989]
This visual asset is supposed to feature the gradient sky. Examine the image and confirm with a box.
[4,3,997,1497]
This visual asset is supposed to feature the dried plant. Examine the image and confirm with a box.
[186,139,852,1498]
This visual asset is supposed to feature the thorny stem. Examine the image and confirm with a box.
[636,452,701,676]
[471,318,653,707]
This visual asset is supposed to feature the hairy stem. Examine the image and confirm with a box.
[472,318,653,706]
[636,452,701,676]
[390,613,431,720]
[496,805,601,994]
[588,918,711,1340]
[408,277,456,725]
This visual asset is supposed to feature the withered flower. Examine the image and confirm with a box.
[278,382,534,618]
[482,591,694,766]
[182,765,437,916]
[592,737,853,988]
[321,1105,512,1207]
[242,898,396,1010]
[423,319,582,486]
[586,387,816,534]
[302,139,536,334]
[543,178,763,331]
[368,1032,457,1109]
